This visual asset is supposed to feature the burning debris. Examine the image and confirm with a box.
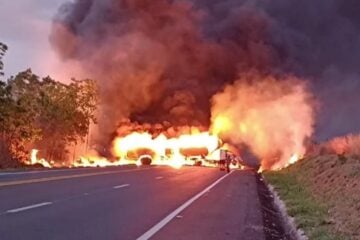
[112,128,219,168]
[29,127,225,169]
[27,149,52,168]
[27,120,245,169]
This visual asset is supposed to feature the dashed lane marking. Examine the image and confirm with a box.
[6,202,53,213]
[113,184,130,189]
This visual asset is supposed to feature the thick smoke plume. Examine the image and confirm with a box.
[50,0,360,169]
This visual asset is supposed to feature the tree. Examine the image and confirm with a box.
[0,69,99,166]
[0,70,42,166]
[35,77,99,161]
[0,42,8,76]
[0,76,17,167]
[0,70,44,166]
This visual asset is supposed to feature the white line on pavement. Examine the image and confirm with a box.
[6,202,53,214]
[113,184,130,189]
[155,176,164,180]
[137,171,234,240]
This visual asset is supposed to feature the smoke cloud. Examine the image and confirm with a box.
[50,0,360,168]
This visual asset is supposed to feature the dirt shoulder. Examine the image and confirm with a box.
[264,155,360,240]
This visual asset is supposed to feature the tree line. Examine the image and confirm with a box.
[0,42,98,168]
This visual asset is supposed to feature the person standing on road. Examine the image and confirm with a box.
[225,154,231,173]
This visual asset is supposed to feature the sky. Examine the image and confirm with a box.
[0,0,68,79]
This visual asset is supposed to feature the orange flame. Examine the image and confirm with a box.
[26,129,230,169]
[112,130,220,168]
[28,149,53,168]
[210,74,314,170]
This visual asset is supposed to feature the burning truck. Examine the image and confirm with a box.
[28,124,245,170]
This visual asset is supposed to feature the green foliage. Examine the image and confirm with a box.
[34,76,99,161]
[0,69,99,166]
[264,171,349,240]
[0,42,8,76]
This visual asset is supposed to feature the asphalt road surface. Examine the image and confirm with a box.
[0,166,267,240]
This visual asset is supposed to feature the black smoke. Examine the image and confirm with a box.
[50,0,360,141]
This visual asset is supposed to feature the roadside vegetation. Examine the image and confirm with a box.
[0,42,99,168]
[265,169,347,240]
[265,146,360,239]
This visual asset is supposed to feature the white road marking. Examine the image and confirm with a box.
[137,171,234,240]
[113,184,130,189]
[155,176,163,180]
[6,202,53,213]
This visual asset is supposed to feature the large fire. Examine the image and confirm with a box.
[27,125,303,171]
[112,131,219,168]
[42,0,322,172]
[211,75,314,170]
[26,76,313,171]
[28,128,237,169]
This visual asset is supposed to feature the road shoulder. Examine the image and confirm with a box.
[152,170,266,240]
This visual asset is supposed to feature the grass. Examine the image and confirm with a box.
[264,170,349,240]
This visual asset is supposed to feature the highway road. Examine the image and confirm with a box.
[0,166,280,240]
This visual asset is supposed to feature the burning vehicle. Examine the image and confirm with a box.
[206,149,234,172]
[180,147,208,166]
[126,148,156,165]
